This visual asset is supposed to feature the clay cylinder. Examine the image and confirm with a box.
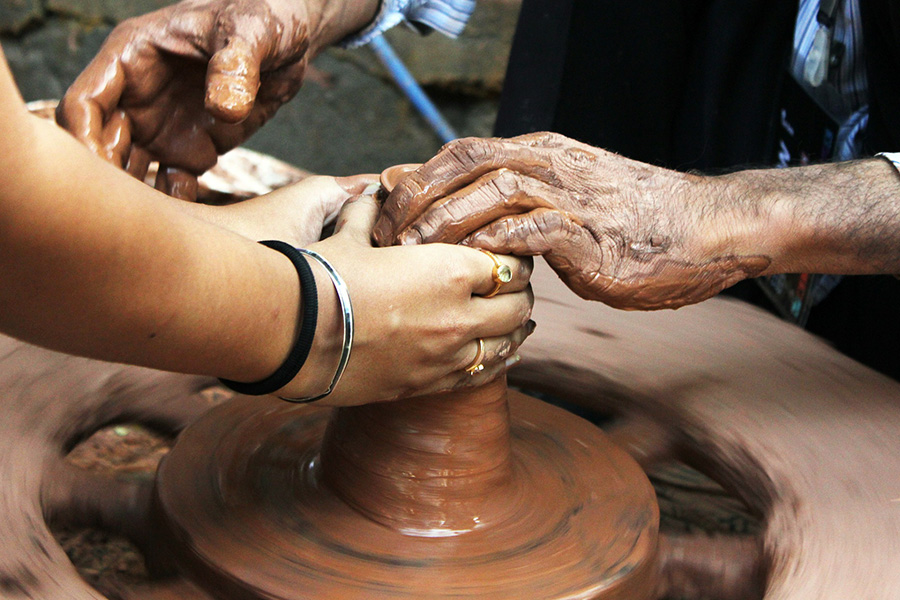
[318,378,516,536]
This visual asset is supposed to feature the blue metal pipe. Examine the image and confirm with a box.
[369,34,459,144]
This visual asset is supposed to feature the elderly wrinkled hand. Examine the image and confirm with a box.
[374,132,770,310]
[56,0,349,200]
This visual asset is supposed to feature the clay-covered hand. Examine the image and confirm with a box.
[284,193,535,405]
[180,174,378,247]
[56,0,377,201]
[373,132,771,310]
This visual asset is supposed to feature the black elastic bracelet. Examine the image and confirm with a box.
[219,240,318,396]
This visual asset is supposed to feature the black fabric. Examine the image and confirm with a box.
[805,276,900,380]
[860,0,900,153]
[494,0,575,137]
[495,0,900,381]
[219,241,318,396]
[498,0,798,172]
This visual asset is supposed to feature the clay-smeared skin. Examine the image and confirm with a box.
[56,0,377,200]
[374,133,770,310]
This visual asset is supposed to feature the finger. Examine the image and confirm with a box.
[205,37,262,123]
[331,192,381,244]
[95,109,133,169]
[125,146,152,181]
[451,321,535,374]
[255,59,308,105]
[425,349,524,396]
[461,246,533,296]
[282,175,372,226]
[380,163,421,193]
[336,174,380,195]
[464,209,610,303]
[156,166,199,201]
[56,52,127,157]
[463,208,586,256]
[467,286,535,340]
[373,137,559,246]
[397,169,563,245]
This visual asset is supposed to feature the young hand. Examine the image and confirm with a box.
[282,193,535,405]
[181,174,378,248]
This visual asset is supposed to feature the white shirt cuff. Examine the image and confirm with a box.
[341,0,476,48]
[876,152,900,174]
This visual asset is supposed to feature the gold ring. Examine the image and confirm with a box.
[478,249,513,298]
[464,338,486,375]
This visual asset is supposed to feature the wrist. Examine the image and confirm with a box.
[306,0,381,54]
[277,247,344,398]
[219,241,319,395]
[701,169,787,276]
[709,160,900,276]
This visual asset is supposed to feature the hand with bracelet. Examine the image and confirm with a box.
[0,45,532,408]
[224,191,535,405]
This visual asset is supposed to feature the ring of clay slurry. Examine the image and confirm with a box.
[153,383,659,599]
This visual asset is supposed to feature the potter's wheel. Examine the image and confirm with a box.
[153,383,658,599]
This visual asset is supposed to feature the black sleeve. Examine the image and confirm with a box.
[860,0,900,153]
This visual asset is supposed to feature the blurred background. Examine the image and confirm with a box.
[0,0,521,175]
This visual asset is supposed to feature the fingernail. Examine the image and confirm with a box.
[363,182,382,196]
[526,320,536,334]
[400,228,423,245]
[504,354,522,369]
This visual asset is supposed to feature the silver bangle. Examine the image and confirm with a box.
[280,249,354,403]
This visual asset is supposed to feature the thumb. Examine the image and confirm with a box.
[205,37,261,123]
[335,174,380,195]
[332,185,382,245]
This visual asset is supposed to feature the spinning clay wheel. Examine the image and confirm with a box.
[2,151,899,600]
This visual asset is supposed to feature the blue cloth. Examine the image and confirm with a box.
[790,0,869,161]
[342,0,477,48]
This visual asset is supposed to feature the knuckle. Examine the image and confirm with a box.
[510,131,558,147]
[544,132,569,147]
[444,137,496,170]
[490,169,524,199]
[515,257,534,281]
[518,291,535,324]
[444,258,474,290]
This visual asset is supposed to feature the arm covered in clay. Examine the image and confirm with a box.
[0,48,534,405]
[373,132,900,310]
[56,0,381,200]
[56,0,476,200]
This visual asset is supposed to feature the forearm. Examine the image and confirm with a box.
[707,158,900,276]
[0,114,309,384]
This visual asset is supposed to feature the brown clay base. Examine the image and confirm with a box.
[153,388,659,599]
